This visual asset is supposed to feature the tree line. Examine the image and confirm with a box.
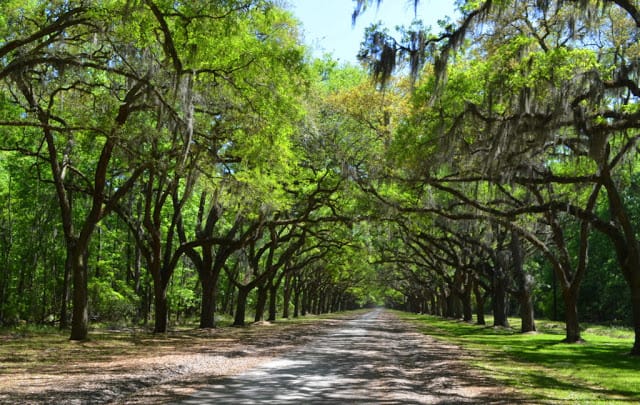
[0,0,373,340]
[356,0,640,355]
[3,0,640,358]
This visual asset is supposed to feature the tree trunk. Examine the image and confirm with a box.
[267,285,278,321]
[59,253,72,330]
[282,274,292,319]
[199,271,216,328]
[519,294,536,333]
[445,292,457,318]
[429,293,438,315]
[473,279,486,325]
[224,275,236,316]
[563,289,581,343]
[461,286,473,322]
[233,286,250,326]
[69,247,89,340]
[621,258,640,354]
[438,288,447,317]
[319,289,327,314]
[630,275,640,355]
[293,282,300,318]
[254,286,267,322]
[153,283,169,333]
[493,269,510,327]
[511,232,536,333]
[301,289,308,316]
[133,243,143,322]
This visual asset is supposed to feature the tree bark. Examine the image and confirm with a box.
[69,246,88,340]
[267,285,278,321]
[599,162,640,354]
[254,285,268,322]
[153,284,169,333]
[59,252,72,330]
[462,291,473,322]
[199,270,216,328]
[630,271,640,355]
[293,280,301,318]
[519,292,536,333]
[492,267,510,328]
[233,286,251,326]
[438,288,447,317]
[511,232,536,333]
[473,279,486,325]
[301,289,308,316]
[430,294,437,316]
[562,289,582,343]
[282,274,292,319]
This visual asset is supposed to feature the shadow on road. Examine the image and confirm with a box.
[174,310,528,404]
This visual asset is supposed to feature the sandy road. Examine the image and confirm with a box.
[176,309,523,404]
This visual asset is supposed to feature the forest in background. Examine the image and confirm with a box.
[2,0,640,355]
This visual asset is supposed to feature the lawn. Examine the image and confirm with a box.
[398,312,640,404]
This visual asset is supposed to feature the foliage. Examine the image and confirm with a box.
[401,312,640,402]
[1,0,640,371]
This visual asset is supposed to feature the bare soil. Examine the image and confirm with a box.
[0,310,521,404]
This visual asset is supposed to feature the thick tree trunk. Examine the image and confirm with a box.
[267,285,278,322]
[301,290,308,316]
[254,286,267,322]
[631,279,640,355]
[598,160,640,353]
[461,287,473,322]
[438,289,447,317]
[563,289,582,343]
[333,292,343,313]
[445,292,457,318]
[319,289,327,314]
[430,294,437,316]
[69,248,88,340]
[233,286,250,326]
[493,269,510,328]
[310,292,317,315]
[199,271,216,328]
[153,283,169,333]
[519,294,536,333]
[623,260,640,354]
[293,291,300,317]
[511,233,536,333]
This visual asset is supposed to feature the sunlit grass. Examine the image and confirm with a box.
[398,312,640,403]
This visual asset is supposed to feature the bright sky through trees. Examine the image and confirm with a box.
[287,0,457,64]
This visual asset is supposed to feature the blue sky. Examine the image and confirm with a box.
[287,0,458,64]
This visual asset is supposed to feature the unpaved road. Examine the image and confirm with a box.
[175,309,522,404]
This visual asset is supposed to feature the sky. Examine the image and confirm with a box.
[286,0,458,65]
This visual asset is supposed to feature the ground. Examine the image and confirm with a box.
[0,310,523,404]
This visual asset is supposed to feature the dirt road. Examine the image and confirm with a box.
[176,309,521,404]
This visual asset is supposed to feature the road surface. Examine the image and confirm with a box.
[177,309,519,404]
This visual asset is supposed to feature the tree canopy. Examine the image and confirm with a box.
[2,0,640,359]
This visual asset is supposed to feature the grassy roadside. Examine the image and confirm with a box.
[397,311,640,404]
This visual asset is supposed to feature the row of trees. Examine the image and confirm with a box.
[354,0,640,355]
[3,0,640,358]
[0,1,377,340]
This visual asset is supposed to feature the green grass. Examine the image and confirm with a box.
[398,312,640,404]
